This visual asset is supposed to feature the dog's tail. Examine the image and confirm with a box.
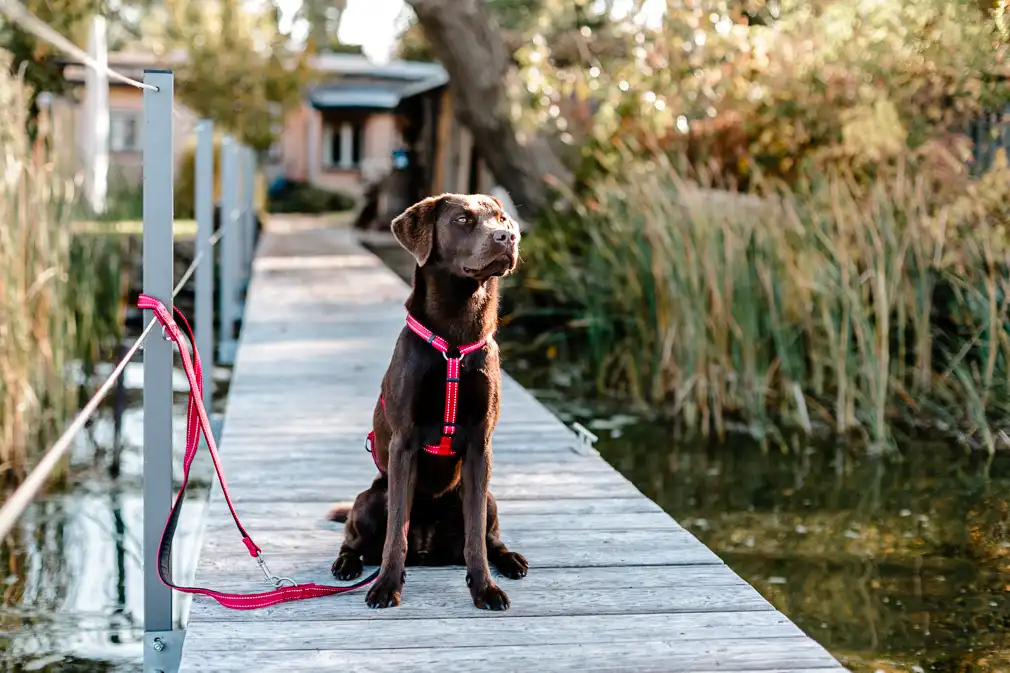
[326,502,354,523]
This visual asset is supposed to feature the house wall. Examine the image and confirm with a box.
[281,105,402,201]
[52,85,196,188]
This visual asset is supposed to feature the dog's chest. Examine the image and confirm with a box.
[411,352,494,445]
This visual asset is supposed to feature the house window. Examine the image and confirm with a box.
[109,110,141,152]
[322,120,364,169]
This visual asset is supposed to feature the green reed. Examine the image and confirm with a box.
[512,150,1010,454]
[0,53,126,480]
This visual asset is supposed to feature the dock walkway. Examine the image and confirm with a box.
[178,217,845,672]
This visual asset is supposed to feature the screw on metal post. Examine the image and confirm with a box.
[152,637,165,652]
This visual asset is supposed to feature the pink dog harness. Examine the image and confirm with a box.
[366,313,486,473]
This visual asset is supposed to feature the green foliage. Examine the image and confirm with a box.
[0,0,102,124]
[173,133,266,219]
[511,0,1010,184]
[164,0,310,151]
[267,181,355,214]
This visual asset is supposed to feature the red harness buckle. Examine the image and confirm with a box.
[366,314,486,473]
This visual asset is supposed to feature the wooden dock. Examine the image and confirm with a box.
[178,217,846,672]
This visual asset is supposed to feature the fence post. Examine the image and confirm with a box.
[142,69,183,673]
[195,119,214,416]
[244,146,256,276]
[218,135,238,366]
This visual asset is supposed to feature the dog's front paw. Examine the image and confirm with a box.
[366,573,404,609]
[466,573,510,611]
[331,551,363,581]
[493,551,528,580]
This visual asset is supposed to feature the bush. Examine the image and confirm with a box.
[174,134,267,219]
[513,0,1010,186]
[508,149,1010,453]
[266,179,356,214]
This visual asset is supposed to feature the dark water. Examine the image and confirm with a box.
[570,413,1010,672]
[0,362,225,672]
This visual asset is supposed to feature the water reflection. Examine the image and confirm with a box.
[1,362,220,672]
[594,421,1010,672]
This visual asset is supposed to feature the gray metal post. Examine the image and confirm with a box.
[195,119,214,414]
[244,146,256,275]
[237,145,250,289]
[218,135,238,366]
[142,69,183,673]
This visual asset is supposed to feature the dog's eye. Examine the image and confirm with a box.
[455,215,469,225]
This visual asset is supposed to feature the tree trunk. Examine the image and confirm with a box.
[406,0,572,224]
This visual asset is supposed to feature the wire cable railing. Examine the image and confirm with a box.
[0,0,157,91]
[0,320,157,541]
[0,17,260,663]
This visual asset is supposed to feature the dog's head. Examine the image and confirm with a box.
[391,193,520,281]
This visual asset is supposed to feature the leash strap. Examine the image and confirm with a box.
[366,315,486,469]
[138,294,377,610]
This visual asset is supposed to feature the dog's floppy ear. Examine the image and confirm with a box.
[391,196,440,266]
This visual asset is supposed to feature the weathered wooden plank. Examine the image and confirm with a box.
[191,563,754,595]
[194,527,720,566]
[184,611,807,651]
[220,479,646,502]
[182,639,841,672]
[188,585,773,623]
[196,497,664,530]
[201,508,676,533]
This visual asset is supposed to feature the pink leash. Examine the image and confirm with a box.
[138,294,378,610]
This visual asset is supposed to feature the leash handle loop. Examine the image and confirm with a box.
[137,294,377,610]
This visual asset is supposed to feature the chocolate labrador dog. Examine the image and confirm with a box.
[330,193,527,610]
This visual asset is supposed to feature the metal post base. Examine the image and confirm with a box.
[144,629,185,673]
[218,340,238,366]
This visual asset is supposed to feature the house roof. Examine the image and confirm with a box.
[55,48,450,105]
[309,52,445,81]
[58,50,187,85]
[308,82,404,110]
[307,52,448,110]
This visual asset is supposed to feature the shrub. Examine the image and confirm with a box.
[512,0,1010,186]
[174,134,267,219]
[266,179,356,214]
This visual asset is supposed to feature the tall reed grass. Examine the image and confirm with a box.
[514,149,1010,454]
[0,53,126,480]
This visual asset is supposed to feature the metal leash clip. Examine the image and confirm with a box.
[255,552,296,588]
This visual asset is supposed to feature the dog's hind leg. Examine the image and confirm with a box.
[485,490,528,580]
[331,477,387,581]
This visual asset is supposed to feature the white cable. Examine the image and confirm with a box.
[0,0,158,91]
[0,320,158,542]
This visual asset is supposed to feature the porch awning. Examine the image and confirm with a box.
[308,84,402,110]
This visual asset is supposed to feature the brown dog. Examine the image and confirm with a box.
[331,193,527,610]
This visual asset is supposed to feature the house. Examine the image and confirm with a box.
[279,53,448,200]
[52,51,197,187]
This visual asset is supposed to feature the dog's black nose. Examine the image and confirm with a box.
[493,229,517,245]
